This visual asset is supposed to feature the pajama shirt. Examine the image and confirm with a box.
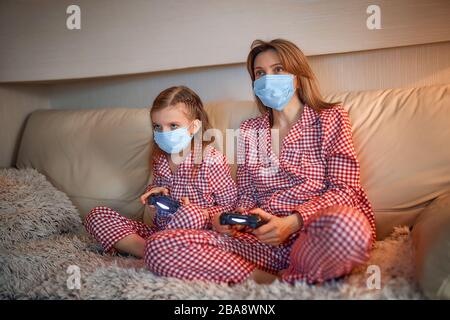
[145,104,376,284]
[84,144,237,253]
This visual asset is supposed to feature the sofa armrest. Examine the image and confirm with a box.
[412,191,450,299]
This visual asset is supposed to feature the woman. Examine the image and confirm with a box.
[144,39,376,285]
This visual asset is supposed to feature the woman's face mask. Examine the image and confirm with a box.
[253,74,295,111]
[153,122,195,154]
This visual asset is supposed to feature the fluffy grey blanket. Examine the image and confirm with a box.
[0,168,424,299]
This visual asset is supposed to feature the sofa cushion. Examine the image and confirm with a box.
[412,190,450,299]
[204,101,261,177]
[16,108,152,220]
[325,84,450,238]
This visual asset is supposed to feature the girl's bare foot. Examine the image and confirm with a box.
[114,234,146,258]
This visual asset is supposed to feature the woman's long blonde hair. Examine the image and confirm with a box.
[246,39,340,126]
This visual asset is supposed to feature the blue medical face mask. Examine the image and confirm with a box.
[253,74,296,111]
[153,122,195,154]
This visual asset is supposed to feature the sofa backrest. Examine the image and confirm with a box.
[16,84,450,239]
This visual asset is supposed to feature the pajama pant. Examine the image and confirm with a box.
[84,204,208,253]
[144,205,374,285]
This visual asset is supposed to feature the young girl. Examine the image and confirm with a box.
[84,86,237,258]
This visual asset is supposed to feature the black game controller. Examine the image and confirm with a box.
[147,193,180,216]
[219,212,266,229]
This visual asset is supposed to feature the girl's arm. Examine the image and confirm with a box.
[144,156,170,193]
[140,157,170,205]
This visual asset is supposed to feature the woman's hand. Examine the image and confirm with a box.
[231,207,248,232]
[140,187,169,205]
[250,208,303,246]
[211,212,235,236]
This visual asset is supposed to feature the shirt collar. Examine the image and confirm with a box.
[261,103,320,130]
[300,103,320,129]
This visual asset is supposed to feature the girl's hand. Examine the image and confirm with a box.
[180,197,190,206]
[250,208,303,246]
[140,187,169,205]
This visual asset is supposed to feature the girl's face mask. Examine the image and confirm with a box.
[253,74,295,111]
[153,122,195,154]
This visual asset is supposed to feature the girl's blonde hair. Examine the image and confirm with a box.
[246,39,341,126]
[149,86,212,167]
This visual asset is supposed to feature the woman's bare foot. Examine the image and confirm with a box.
[249,268,279,284]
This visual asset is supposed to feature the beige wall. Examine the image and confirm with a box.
[0,85,50,168]
[47,41,450,109]
[1,0,449,82]
[313,41,450,94]
[2,41,448,169]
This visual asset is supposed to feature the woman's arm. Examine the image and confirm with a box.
[251,208,303,246]
[235,125,258,211]
[205,152,238,220]
[293,106,362,226]
[252,106,365,245]
[236,163,258,211]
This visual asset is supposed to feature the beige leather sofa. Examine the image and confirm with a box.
[13,84,450,299]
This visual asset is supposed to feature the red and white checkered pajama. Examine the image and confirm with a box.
[144,104,376,284]
[84,145,237,253]
[144,204,373,284]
